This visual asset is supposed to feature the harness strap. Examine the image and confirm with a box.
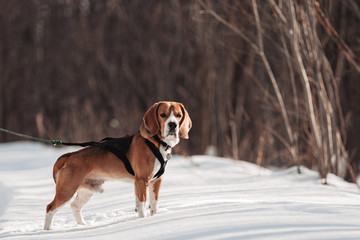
[152,134,171,151]
[144,136,170,179]
[62,136,135,176]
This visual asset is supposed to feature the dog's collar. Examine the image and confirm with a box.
[152,134,172,151]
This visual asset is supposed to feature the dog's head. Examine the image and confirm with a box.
[143,101,192,146]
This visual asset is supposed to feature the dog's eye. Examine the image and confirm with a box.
[160,113,166,118]
[176,114,182,118]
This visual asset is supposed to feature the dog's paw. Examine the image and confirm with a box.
[77,220,86,225]
[150,208,158,216]
[43,226,52,231]
[138,210,146,218]
[149,202,158,216]
[135,207,146,217]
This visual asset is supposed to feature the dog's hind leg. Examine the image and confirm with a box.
[44,191,73,230]
[44,164,87,230]
[71,188,94,225]
[44,201,64,231]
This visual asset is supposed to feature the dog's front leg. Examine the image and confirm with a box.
[149,178,162,215]
[134,177,149,218]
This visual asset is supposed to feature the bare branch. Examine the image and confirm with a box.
[268,0,288,23]
[315,2,360,73]
[252,0,295,146]
[199,1,260,52]
[288,0,322,150]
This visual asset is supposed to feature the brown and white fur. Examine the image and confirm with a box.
[44,101,192,230]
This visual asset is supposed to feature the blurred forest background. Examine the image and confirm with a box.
[0,0,359,182]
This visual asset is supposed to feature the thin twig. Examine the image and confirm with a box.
[252,0,295,147]
[199,1,260,52]
[315,1,360,73]
[288,0,322,150]
[268,0,287,23]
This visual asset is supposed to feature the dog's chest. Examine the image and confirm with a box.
[151,145,171,179]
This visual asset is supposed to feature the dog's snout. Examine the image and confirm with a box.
[168,122,177,130]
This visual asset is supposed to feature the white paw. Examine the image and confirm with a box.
[138,210,146,218]
[149,200,158,216]
[43,225,52,231]
[77,220,86,225]
[149,204,158,216]
[136,198,146,218]
[150,208,158,216]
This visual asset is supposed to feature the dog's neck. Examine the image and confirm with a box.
[139,124,179,148]
[152,134,172,151]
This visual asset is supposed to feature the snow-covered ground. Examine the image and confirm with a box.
[1,142,360,239]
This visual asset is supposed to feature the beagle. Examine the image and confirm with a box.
[44,101,192,230]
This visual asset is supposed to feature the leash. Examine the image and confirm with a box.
[0,127,136,175]
[0,127,171,179]
[0,127,63,146]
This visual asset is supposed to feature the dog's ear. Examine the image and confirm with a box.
[179,103,192,139]
[143,102,161,135]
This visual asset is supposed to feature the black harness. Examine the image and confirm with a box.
[62,135,171,179]
[144,135,172,179]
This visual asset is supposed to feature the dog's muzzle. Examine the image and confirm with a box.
[167,122,178,136]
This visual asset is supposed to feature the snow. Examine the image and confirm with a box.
[1,142,360,239]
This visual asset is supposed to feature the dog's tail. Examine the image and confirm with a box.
[52,153,72,183]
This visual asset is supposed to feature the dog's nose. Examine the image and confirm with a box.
[168,122,177,130]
